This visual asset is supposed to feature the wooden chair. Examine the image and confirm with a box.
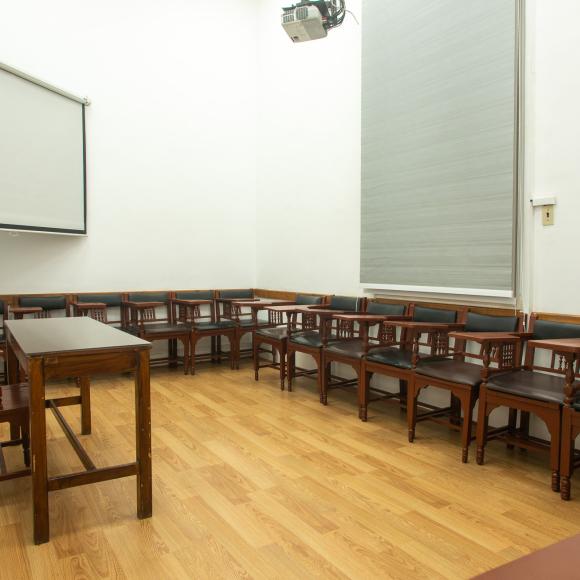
[215,289,255,361]
[0,383,30,481]
[123,291,190,374]
[253,294,325,389]
[287,295,365,402]
[477,312,580,492]
[12,295,69,319]
[321,300,410,412]
[413,309,525,463]
[561,401,580,501]
[361,304,465,423]
[172,290,237,375]
[70,293,124,326]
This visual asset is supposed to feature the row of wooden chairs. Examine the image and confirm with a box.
[252,297,580,500]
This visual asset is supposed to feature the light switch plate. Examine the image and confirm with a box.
[542,205,555,226]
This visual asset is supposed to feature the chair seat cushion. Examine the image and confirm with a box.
[365,347,414,369]
[486,370,575,405]
[194,321,236,331]
[237,318,258,327]
[140,323,191,335]
[325,339,365,359]
[416,360,484,387]
[256,327,288,340]
[290,330,337,349]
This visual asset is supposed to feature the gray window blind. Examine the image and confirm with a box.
[361,0,522,297]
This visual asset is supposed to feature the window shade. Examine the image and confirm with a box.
[361,0,521,297]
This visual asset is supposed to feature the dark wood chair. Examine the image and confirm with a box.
[70,293,124,326]
[0,299,6,384]
[321,300,410,412]
[412,309,525,463]
[477,312,580,492]
[123,291,190,374]
[12,295,69,319]
[360,304,465,423]
[561,400,580,501]
[172,290,237,375]
[0,383,30,481]
[253,294,325,389]
[215,289,255,362]
[287,295,365,402]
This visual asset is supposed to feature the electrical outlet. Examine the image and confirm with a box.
[542,205,555,226]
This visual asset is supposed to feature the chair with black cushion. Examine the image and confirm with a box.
[321,300,410,413]
[123,291,190,374]
[413,309,525,463]
[0,383,30,481]
[14,295,68,319]
[477,312,580,492]
[361,304,466,423]
[561,399,580,501]
[253,294,325,389]
[173,290,237,374]
[287,295,364,402]
[215,289,255,361]
[71,293,124,326]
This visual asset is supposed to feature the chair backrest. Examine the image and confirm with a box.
[295,294,323,306]
[412,305,459,323]
[18,295,67,318]
[78,293,123,307]
[464,311,522,333]
[128,292,169,303]
[366,302,406,316]
[527,313,580,376]
[126,292,170,326]
[218,289,254,299]
[175,290,214,300]
[329,295,363,312]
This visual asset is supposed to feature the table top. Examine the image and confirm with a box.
[5,317,150,356]
[528,338,580,352]
[450,331,522,343]
[396,321,462,330]
[474,534,580,579]
[72,302,107,308]
[296,308,349,317]
[123,301,165,308]
[173,298,213,306]
[10,306,43,314]
[333,313,397,323]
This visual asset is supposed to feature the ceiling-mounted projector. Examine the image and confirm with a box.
[282,0,346,43]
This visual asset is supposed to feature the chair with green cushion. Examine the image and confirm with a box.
[477,312,580,493]
[254,294,325,390]
[287,295,364,402]
[124,291,191,374]
[321,300,409,413]
[71,293,124,326]
[360,304,466,422]
[173,290,237,374]
[16,295,68,319]
[413,309,524,463]
[215,289,255,361]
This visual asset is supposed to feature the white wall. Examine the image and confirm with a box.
[255,0,580,317]
[256,0,362,295]
[0,0,259,294]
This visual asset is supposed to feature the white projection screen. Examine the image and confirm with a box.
[0,63,87,234]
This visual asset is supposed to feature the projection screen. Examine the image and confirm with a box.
[0,63,87,234]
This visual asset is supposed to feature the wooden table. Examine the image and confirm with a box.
[10,306,44,319]
[475,534,580,579]
[4,317,152,544]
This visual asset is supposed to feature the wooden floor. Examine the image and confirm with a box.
[1,362,580,579]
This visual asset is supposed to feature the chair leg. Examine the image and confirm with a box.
[190,336,198,375]
[287,351,295,392]
[507,408,518,450]
[458,390,474,464]
[407,379,419,443]
[279,343,287,391]
[476,388,489,465]
[320,358,330,406]
[547,414,561,493]
[253,335,260,381]
[216,336,222,364]
[399,379,408,412]
[450,394,461,426]
[231,333,238,370]
[211,337,216,363]
[22,421,30,467]
[561,407,574,500]
[182,337,189,375]
[359,369,371,422]
[9,421,19,441]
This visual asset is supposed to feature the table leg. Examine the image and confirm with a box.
[29,357,49,544]
[6,340,19,384]
[79,377,92,435]
[135,349,152,519]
